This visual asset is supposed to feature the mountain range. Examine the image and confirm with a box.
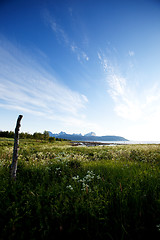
[48,131,128,142]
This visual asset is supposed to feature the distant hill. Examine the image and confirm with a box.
[84,132,96,137]
[48,131,128,142]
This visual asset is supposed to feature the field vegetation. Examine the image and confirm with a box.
[0,138,160,239]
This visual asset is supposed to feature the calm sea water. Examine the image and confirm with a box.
[97,141,160,145]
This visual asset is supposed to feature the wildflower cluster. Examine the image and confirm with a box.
[156,224,160,232]
[67,170,101,192]
[66,185,74,191]
[55,167,62,176]
[54,152,72,166]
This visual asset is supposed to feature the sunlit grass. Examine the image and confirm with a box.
[0,139,160,239]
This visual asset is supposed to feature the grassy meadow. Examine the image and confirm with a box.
[0,138,160,239]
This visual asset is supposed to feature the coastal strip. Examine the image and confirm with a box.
[71,141,126,147]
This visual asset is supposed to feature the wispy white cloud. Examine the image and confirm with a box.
[70,42,89,62]
[44,10,89,63]
[0,37,88,125]
[97,51,160,122]
[82,52,89,61]
[70,42,77,52]
[47,16,69,45]
[128,50,135,57]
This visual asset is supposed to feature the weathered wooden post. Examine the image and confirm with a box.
[10,115,23,180]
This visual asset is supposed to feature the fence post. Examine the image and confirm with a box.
[10,115,23,180]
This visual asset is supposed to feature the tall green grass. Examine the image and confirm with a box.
[0,139,160,239]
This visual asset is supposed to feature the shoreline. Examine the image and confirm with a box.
[71,140,160,147]
[71,141,126,147]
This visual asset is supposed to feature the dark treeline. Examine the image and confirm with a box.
[0,130,67,142]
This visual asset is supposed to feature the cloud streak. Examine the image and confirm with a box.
[98,51,143,120]
[0,38,88,125]
[44,10,89,63]
[98,51,160,122]
[128,50,135,57]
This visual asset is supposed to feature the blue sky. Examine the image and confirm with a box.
[1,0,160,140]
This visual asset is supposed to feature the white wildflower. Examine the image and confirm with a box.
[97,175,101,180]
[156,224,160,231]
[72,175,80,181]
[66,185,73,191]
